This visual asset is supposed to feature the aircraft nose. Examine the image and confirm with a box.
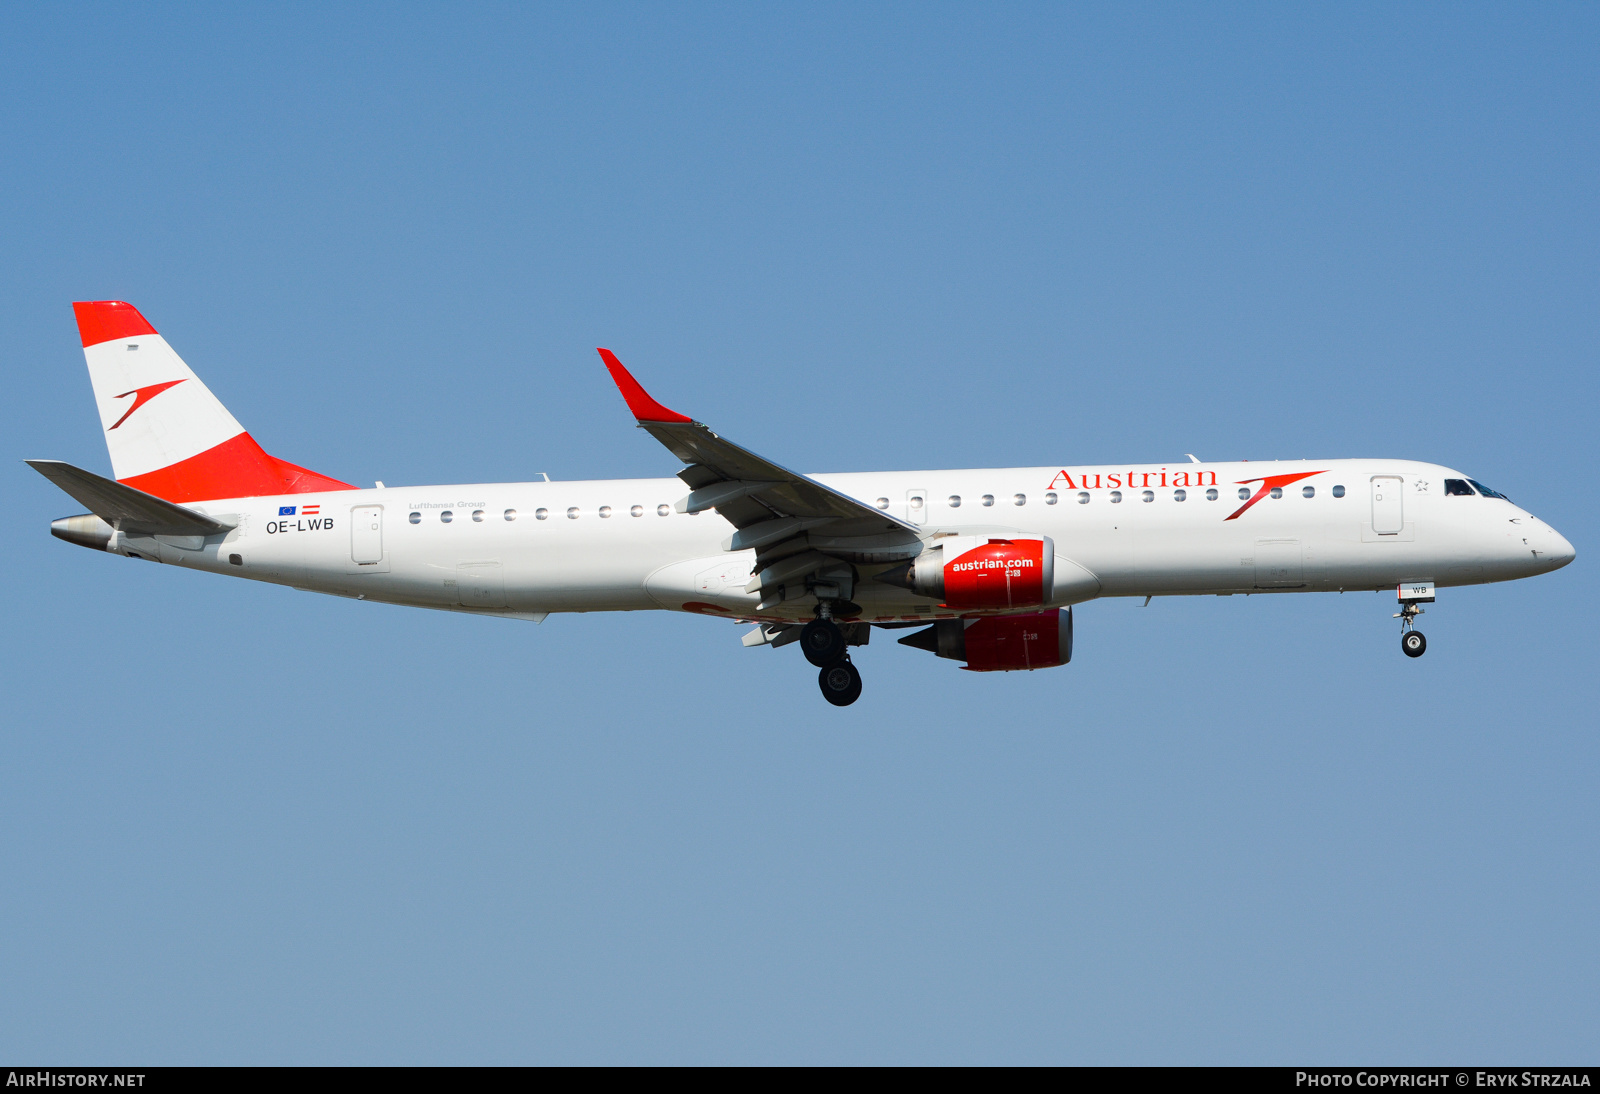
[1546,526,1576,569]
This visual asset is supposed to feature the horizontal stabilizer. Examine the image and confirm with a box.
[26,459,234,536]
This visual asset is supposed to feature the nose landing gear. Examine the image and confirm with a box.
[1400,626,1427,657]
[1394,581,1434,658]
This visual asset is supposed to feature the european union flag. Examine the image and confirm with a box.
[279,505,296,516]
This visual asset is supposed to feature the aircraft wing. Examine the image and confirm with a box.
[27,459,235,536]
[598,350,919,581]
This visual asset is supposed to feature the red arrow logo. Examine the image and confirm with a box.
[108,379,186,430]
[1225,470,1326,520]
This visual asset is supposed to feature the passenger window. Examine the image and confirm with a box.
[504,509,517,521]
[1468,480,1509,500]
[1014,493,1026,506]
[631,505,644,517]
[1332,485,1345,498]
[876,497,889,510]
[1270,487,1283,499]
[409,511,421,524]
[982,494,995,507]
[440,510,453,523]
[1238,487,1251,500]
[472,509,485,522]
[1444,479,1476,496]
[1045,492,1058,505]
[567,507,579,519]
[1141,490,1154,503]
[1110,490,1122,503]
[535,508,549,520]
[948,495,961,508]
[1174,489,1186,501]
[1205,488,1218,501]
[599,506,612,518]
[1302,486,1314,498]
[657,504,670,516]
[1077,491,1089,504]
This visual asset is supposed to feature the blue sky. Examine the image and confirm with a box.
[3,3,1597,1064]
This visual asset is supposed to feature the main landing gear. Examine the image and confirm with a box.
[800,617,848,668]
[803,603,864,706]
[819,659,863,706]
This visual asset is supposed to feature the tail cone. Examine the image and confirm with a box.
[51,513,113,551]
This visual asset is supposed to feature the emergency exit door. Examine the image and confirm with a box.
[1370,477,1403,535]
[351,505,383,564]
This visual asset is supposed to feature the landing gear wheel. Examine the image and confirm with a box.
[819,658,863,706]
[801,618,847,667]
[1401,631,1427,658]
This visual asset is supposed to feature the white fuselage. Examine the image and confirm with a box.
[107,459,1573,625]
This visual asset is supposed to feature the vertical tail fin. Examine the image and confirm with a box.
[73,301,354,503]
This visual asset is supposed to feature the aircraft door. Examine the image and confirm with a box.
[906,488,928,526]
[1370,477,1403,535]
[351,505,383,564]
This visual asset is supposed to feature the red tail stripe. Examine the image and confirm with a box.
[118,432,356,503]
[74,301,158,348]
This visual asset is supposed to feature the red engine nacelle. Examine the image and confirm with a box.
[943,539,1048,609]
[883,536,1054,610]
[897,607,1074,672]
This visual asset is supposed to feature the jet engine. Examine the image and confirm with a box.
[898,607,1073,672]
[876,535,1099,610]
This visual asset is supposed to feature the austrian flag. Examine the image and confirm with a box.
[301,505,320,515]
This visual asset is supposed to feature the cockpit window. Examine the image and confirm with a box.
[1468,479,1509,500]
[1444,479,1476,496]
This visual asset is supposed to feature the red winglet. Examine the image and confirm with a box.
[597,348,693,424]
[74,301,158,348]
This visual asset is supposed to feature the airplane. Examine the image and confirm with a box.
[32,300,1576,706]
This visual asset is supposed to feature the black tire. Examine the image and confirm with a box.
[801,618,847,667]
[819,659,863,706]
[1402,631,1427,658]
